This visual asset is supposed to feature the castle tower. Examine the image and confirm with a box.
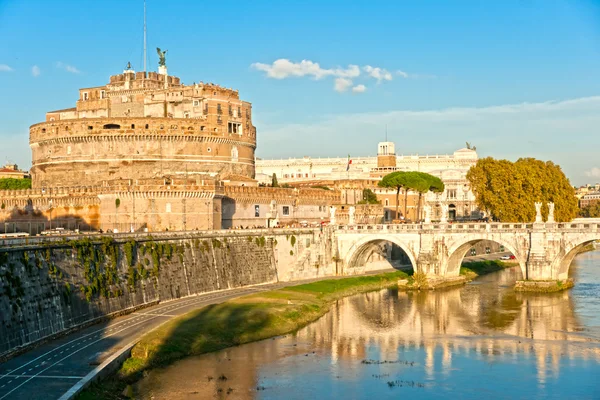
[377,142,396,169]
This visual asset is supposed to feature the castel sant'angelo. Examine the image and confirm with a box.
[0,54,336,233]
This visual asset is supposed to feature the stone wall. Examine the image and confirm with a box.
[0,229,331,357]
[29,117,257,188]
[222,186,338,228]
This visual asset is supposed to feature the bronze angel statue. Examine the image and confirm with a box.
[156,48,167,67]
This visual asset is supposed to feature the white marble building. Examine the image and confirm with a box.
[256,143,482,221]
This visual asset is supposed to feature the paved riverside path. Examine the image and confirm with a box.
[0,270,395,400]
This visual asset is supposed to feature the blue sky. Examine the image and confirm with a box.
[0,0,599,185]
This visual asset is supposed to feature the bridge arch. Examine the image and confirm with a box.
[343,234,419,274]
[551,236,600,280]
[445,236,526,278]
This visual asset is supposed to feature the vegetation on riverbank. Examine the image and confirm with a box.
[514,278,574,292]
[460,260,516,281]
[79,271,409,399]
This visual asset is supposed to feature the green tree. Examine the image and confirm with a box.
[579,202,600,218]
[378,171,443,221]
[0,178,32,190]
[378,171,410,219]
[271,173,279,187]
[358,188,380,204]
[406,172,445,222]
[467,157,577,222]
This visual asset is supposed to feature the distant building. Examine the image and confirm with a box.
[579,192,600,208]
[256,142,482,222]
[0,164,29,179]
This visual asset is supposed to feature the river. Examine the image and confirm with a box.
[134,251,600,399]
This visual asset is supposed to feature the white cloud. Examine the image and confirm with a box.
[256,96,600,185]
[31,65,40,77]
[352,84,367,93]
[364,65,393,83]
[0,64,13,72]
[334,78,353,93]
[56,61,81,74]
[585,167,600,178]
[396,70,409,78]
[251,59,359,80]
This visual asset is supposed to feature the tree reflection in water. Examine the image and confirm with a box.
[134,254,600,399]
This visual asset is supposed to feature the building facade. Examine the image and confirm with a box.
[256,142,481,222]
[0,164,29,179]
[1,61,335,234]
[30,65,256,189]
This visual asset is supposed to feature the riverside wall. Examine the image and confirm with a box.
[0,229,332,357]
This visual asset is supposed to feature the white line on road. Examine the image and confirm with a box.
[0,295,209,380]
[0,375,84,379]
[0,316,163,400]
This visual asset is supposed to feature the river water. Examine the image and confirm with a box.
[135,251,600,399]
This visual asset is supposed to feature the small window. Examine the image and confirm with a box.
[217,104,222,114]
[385,199,389,206]
[238,106,241,117]
[228,105,233,116]
[207,147,211,152]
[166,203,172,213]
[83,92,88,100]
[254,205,260,217]
[88,125,93,130]
[200,126,205,131]
[100,90,106,99]
[193,100,199,107]
[282,206,290,216]
[131,124,135,129]
[145,124,149,129]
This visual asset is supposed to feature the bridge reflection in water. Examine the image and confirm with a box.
[134,256,600,399]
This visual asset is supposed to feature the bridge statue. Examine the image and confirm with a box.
[440,204,449,224]
[423,205,432,223]
[329,206,337,225]
[348,206,356,225]
[547,202,555,223]
[156,47,167,67]
[535,202,543,223]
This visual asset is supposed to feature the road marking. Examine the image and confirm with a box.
[0,316,163,400]
[0,295,211,381]
[0,375,84,379]
[0,283,287,397]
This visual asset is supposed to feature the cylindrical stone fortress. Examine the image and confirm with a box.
[29,68,256,188]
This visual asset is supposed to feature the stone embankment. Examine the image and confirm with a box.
[0,229,332,358]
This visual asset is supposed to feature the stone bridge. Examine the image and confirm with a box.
[334,220,600,282]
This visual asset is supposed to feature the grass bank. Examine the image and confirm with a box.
[460,260,517,281]
[79,270,408,399]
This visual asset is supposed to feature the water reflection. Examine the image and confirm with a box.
[135,252,600,400]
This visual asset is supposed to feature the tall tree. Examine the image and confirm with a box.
[467,157,578,222]
[271,173,279,187]
[406,172,445,222]
[378,172,409,219]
